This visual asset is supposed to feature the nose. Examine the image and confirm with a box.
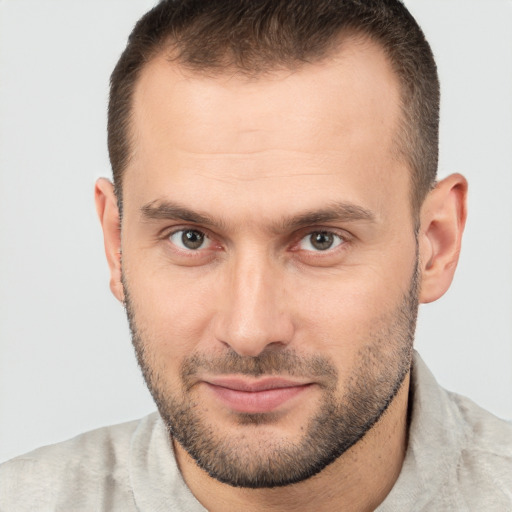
[213,249,295,357]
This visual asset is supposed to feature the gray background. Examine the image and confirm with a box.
[1,0,511,463]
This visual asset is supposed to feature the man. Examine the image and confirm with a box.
[1,0,511,510]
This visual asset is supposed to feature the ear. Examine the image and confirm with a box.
[418,173,468,304]
[94,178,124,303]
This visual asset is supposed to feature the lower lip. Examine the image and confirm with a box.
[205,383,312,414]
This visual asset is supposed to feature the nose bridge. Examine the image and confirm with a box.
[215,245,293,356]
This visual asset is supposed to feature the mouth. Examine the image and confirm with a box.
[202,377,314,414]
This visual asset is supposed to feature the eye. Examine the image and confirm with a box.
[298,231,344,252]
[169,229,211,251]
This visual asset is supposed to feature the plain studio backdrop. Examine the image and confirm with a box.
[0,0,511,463]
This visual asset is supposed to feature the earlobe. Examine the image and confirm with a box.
[418,173,468,304]
[94,178,124,303]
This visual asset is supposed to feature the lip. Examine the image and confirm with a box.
[203,377,313,414]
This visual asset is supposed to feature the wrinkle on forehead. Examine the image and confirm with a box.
[129,143,375,187]
[193,171,338,184]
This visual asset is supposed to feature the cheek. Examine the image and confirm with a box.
[124,259,219,358]
[291,265,412,366]
[295,269,397,329]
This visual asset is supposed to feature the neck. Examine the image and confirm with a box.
[174,373,410,512]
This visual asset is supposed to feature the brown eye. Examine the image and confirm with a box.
[298,231,344,251]
[311,232,334,250]
[170,229,210,250]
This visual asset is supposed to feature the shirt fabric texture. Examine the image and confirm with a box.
[1,352,511,511]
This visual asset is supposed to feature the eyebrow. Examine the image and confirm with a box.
[140,199,376,233]
[141,200,221,227]
[276,202,376,233]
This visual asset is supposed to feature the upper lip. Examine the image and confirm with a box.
[204,377,312,392]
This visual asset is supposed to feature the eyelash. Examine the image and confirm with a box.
[163,227,350,258]
[295,231,345,252]
[168,229,213,252]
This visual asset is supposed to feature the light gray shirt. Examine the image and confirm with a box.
[1,353,511,511]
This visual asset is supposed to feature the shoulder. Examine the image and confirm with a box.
[447,391,512,499]
[0,413,160,512]
[451,390,512,453]
[388,353,512,511]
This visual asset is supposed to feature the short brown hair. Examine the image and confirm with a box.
[108,0,439,212]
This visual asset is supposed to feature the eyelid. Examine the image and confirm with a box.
[159,224,351,260]
[160,225,221,256]
[169,228,212,251]
[291,226,351,246]
[299,231,344,250]
[159,224,209,241]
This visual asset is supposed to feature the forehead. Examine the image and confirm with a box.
[125,36,408,223]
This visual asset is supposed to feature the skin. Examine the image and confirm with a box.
[96,36,467,511]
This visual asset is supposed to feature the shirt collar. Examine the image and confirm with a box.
[377,351,468,511]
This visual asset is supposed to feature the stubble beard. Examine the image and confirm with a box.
[122,262,419,489]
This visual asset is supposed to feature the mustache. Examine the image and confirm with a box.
[181,349,338,385]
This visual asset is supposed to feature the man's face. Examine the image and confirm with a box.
[120,37,419,487]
